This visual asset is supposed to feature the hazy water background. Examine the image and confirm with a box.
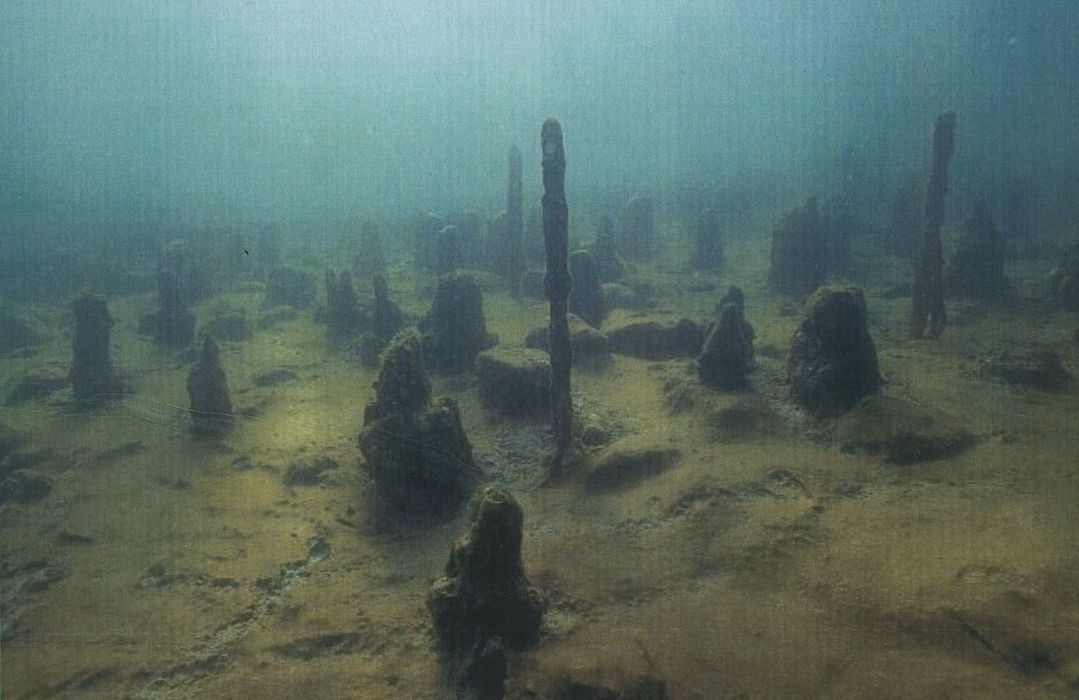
[2,1,1077,253]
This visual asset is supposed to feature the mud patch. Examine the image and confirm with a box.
[269,632,363,660]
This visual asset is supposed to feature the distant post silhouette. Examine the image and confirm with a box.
[911,111,956,339]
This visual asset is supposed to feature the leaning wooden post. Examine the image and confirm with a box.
[911,111,956,339]
[542,119,573,477]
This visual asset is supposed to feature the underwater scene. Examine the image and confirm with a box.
[2,2,1079,698]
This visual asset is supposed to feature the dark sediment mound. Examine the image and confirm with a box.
[420,272,496,374]
[70,294,123,404]
[606,317,703,360]
[476,347,551,419]
[568,250,606,328]
[256,306,298,329]
[252,368,297,388]
[428,486,547,695]
[585,443,681,491]
[946,200,1009,299]
[769,197,825,297]
[283,455,339,486]
[978,347,1071,391]
[5,369,68,405]
[707,395,783,441]
[264,266,316,308]
[186,335,233,436]
[833,395,974,464]
[200,309,249,343]
[0,469,54,505]
[525,314,611,370]
[359,332,476,517]
[0,310,42,355]
[698,287,754,391]
[787,286,882,416]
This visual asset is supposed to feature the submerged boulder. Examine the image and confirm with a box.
[606,317,703,360]
[787,286,882,416]
[525,314,611,370]
[420,272,496,374]
[359,332,476,518]
[475,347,550,419]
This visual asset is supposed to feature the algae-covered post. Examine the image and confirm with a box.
[911,111,957,339]
[505,145,524,293]
[187,334,233,436]
[542,118,573,476]
[70,294,122,403]
[428,485,547,697]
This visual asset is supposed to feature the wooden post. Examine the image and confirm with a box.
[541,119,573,477]
[911,111,956,339]
[506,145,524,294]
